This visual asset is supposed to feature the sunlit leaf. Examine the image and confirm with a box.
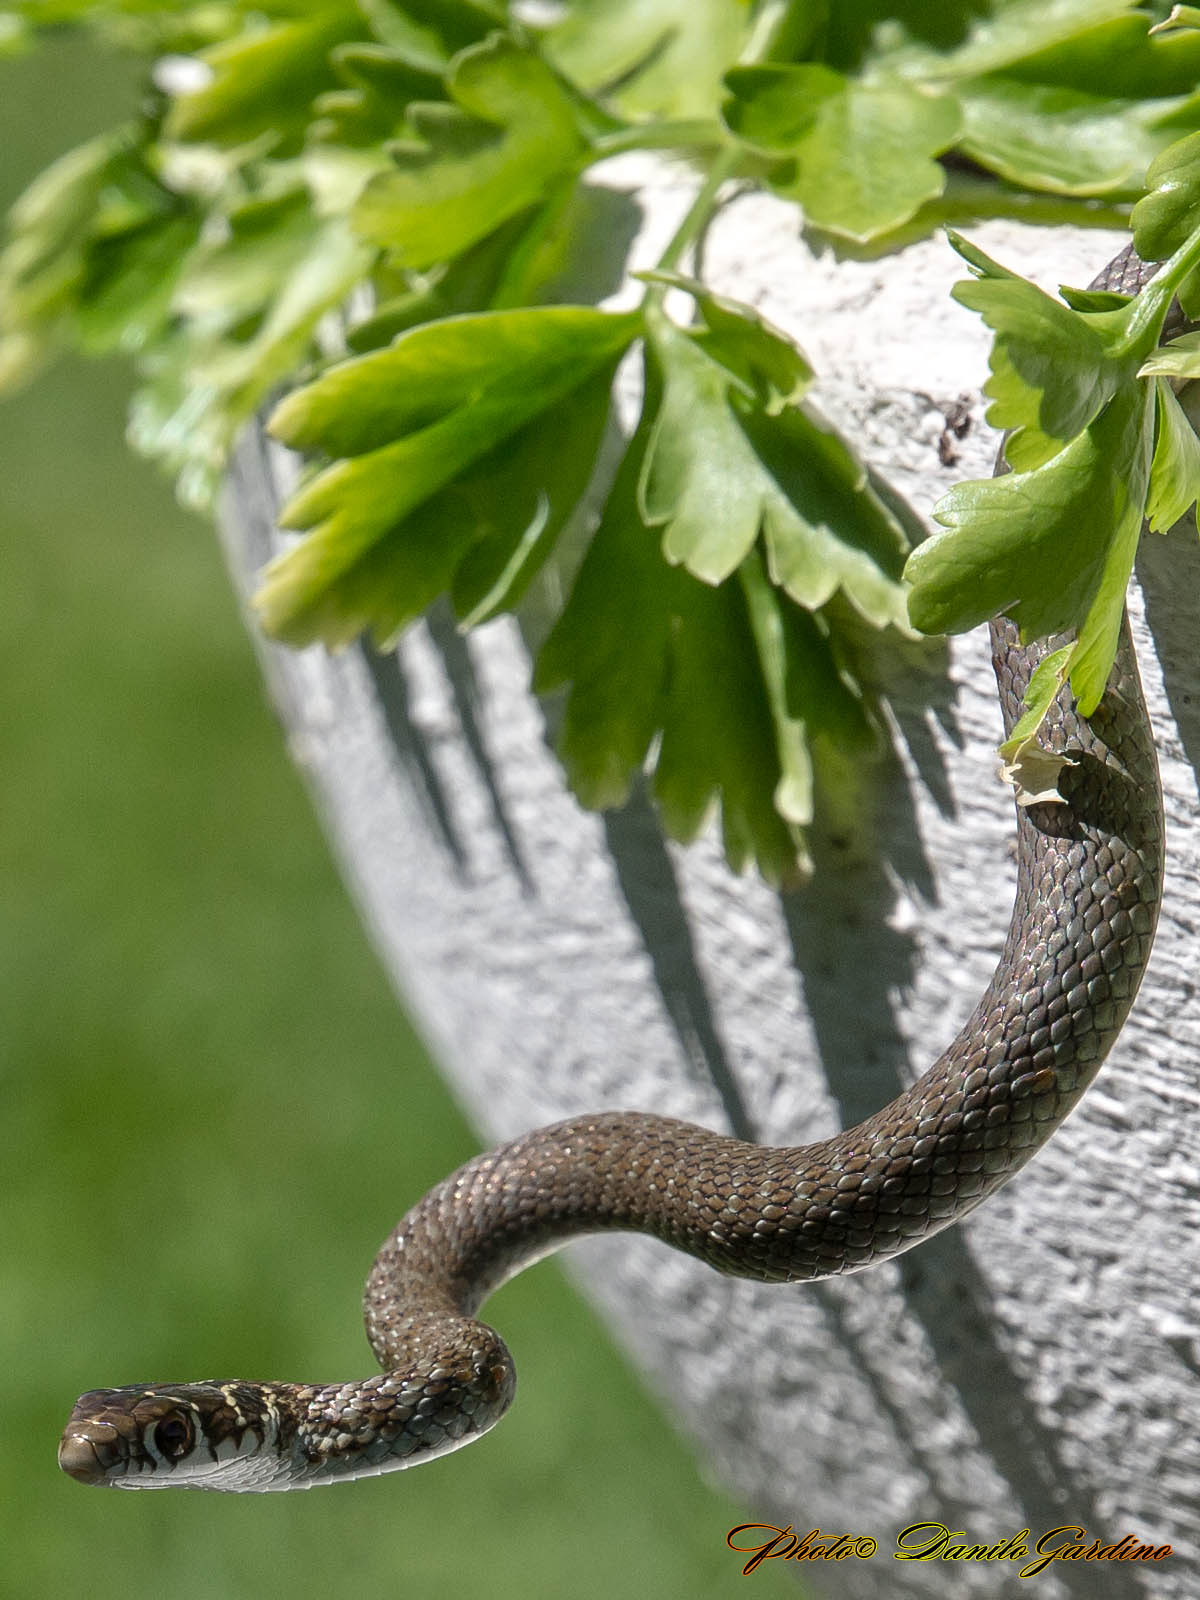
[909,386,1155,714]
[957,75,1176,196]
[545,0,748,120]
[164,9,363,147]
[946,229,1161,465]
[639,269,814,412]
[724,64,961,243]
[129,212,372,507]
[1133,128,1200,260]
[352,34,587,268]
[639,315,911,627]
[1146,377,1200,530]
[256,306,640,642]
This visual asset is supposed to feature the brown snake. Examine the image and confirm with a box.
[59,247,1166,1491]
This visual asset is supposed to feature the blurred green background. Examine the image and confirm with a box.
[0,29,795,1600]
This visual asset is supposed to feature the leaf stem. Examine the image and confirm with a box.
[741,0,824,64]
[589,119,725,159]
[650,143,745,283]
[1122,212,1200,350]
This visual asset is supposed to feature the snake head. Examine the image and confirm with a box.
[59,1381,286,1491]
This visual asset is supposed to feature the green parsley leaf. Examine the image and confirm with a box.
[358,0,505,69]
[639,315,768,582]
[266,367,613,649]
[1057,286,1132,313]
[533,420,674,814]
[171,185,321,326]
[910,208,1200,756]
[868,0,1139,83]
[269,302,633,455]
[533,356,889,885]
[936,5,1200,97]
[739,547,881,830]
[342,198,549,353]
[638,269,814,412]
[739,403,915,630]
[352,34,587,269]
[348,167,625,360]
[638,312,910,628]
[1133,127,1200,316]
[534,416,810,885]
[865,7,1200,200]
[448,367,616,627]
[998,642,1076,803]
[1139,328,1200,378]
[739,549,817,829]
[129,210,373,507]
[0,131,120,362]
[956,75,1178,197]
[75,212,201,355]
[255,305,640,644]
[545,0,748,120]
[311,43,446,147]
[1133,128,1200,261]
[0,127,194,388]
[653,562,809,882]
[946,229,1159,468]
[908,385,1155,715]
[1145,377,1200,530]
[164,8,364,148]
[724,64,962,244]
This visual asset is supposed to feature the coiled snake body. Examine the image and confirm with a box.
[59,248,1166,1492]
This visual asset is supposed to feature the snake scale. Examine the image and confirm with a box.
[59,246,1167,1492]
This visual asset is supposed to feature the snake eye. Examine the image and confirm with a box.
[153,1411,193,1460]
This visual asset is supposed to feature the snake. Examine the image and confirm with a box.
[59,244,1167,1492]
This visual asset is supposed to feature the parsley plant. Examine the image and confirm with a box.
[3,0,1200,879]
